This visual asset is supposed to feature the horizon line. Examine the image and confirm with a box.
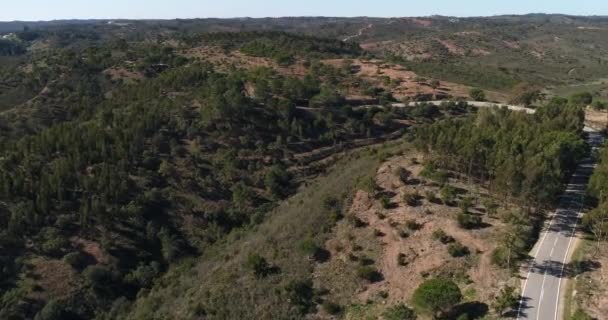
[2,12,608,23]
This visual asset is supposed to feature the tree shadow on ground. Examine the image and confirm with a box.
[448,301,489,320]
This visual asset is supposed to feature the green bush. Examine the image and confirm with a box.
[403,192,420,207]
[490,247,510,268]
[457,213,482,229]
[380,195,392,209]
[322,301,342,315]
[412,278,462,318]
[432,229,454,244]
[397,253,408,266]
[246,253,271,278]
[63,252,88,269]
[35,300,67,320]
[459,197,473,214]
[124,262,161,288]
[405,219,421,231]
[570,309,593,320]
[83,265,118,295]
[447,242,470,257]
[285,280,316,315]
[299,239,329,262]
[41,236,70,257]
[356,266,383,282]
[395,167,411,184]
[469,88,486,101]
[382,304,417,320]
[440,185,457,205]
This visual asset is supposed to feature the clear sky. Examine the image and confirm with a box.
[1,0,607,21]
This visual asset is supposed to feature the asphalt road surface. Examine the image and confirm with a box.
[517,128,604,320]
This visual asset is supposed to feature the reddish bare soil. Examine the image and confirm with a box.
[322,58,471,100]
[315,152,515,316]
[27,257,80,301]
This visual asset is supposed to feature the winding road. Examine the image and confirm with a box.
[396,100,603,319]
[517,128,603,320]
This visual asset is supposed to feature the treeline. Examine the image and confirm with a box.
[186,31,362,64]
[413,97,587,206]
[0,39,25,56]
[585,142,608,240]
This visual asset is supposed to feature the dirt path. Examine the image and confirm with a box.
[343,23,374,42]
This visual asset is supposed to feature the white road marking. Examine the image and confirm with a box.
[553,200,583,320]
[537,269,549,320]
[517,213,559,319]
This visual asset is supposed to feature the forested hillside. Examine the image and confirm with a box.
[0,27,436,319]
[0,16,603,320]
[413,98,587,206]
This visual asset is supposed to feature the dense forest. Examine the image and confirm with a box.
[0,28,433,319]
[413,98,587,207]
[0,16,604,320]
[411,98,589,270]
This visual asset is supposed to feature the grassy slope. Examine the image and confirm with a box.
[126,142,405,320]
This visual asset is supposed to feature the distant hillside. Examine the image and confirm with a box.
[4,15,608,91]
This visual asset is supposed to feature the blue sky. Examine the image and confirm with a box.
[1,0,607,21]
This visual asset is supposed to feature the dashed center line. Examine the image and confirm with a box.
[537,269,549,320]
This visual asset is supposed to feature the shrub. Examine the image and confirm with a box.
[493,286,518,316]
[425,191,440,204]
[356,266,383,282]
[158,227,183,263]
[440,185,457,205]
[419,162,436,180]
[323,195,343,214]
[361,176,378,194]
[63,251,88,269]
[41,236,70,257]
[569,92,593,106]
[405,219,421,231]
[35,300,67,320]
[246,253,271,278]
[432,229,455,244]
[431,170,450,185]
[83,265,118,295]
[469,88,486,101]
[265,165,290,197]
[403,191,420,206]
[490,247,510,268]
[124,262,161,288]
[395,167,411,184]
[459,197,473,214]
[457,213,483,229]
[380,195,392,209]
[382,304,417,320]
[447,242,470,257]
[397,253,408,266]
[322,301,342,315]
[482,198,499,217]
[285,280,315,315]
[570,309,593,320]
[349,216,367,228]
[299,239,330,262]
[412,278,462,319]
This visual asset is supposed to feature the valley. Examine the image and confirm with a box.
[0,13,607,320]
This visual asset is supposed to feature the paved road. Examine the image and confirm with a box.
[400,101,536,114]
[517,128,604,320]
[354,101,537,114]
